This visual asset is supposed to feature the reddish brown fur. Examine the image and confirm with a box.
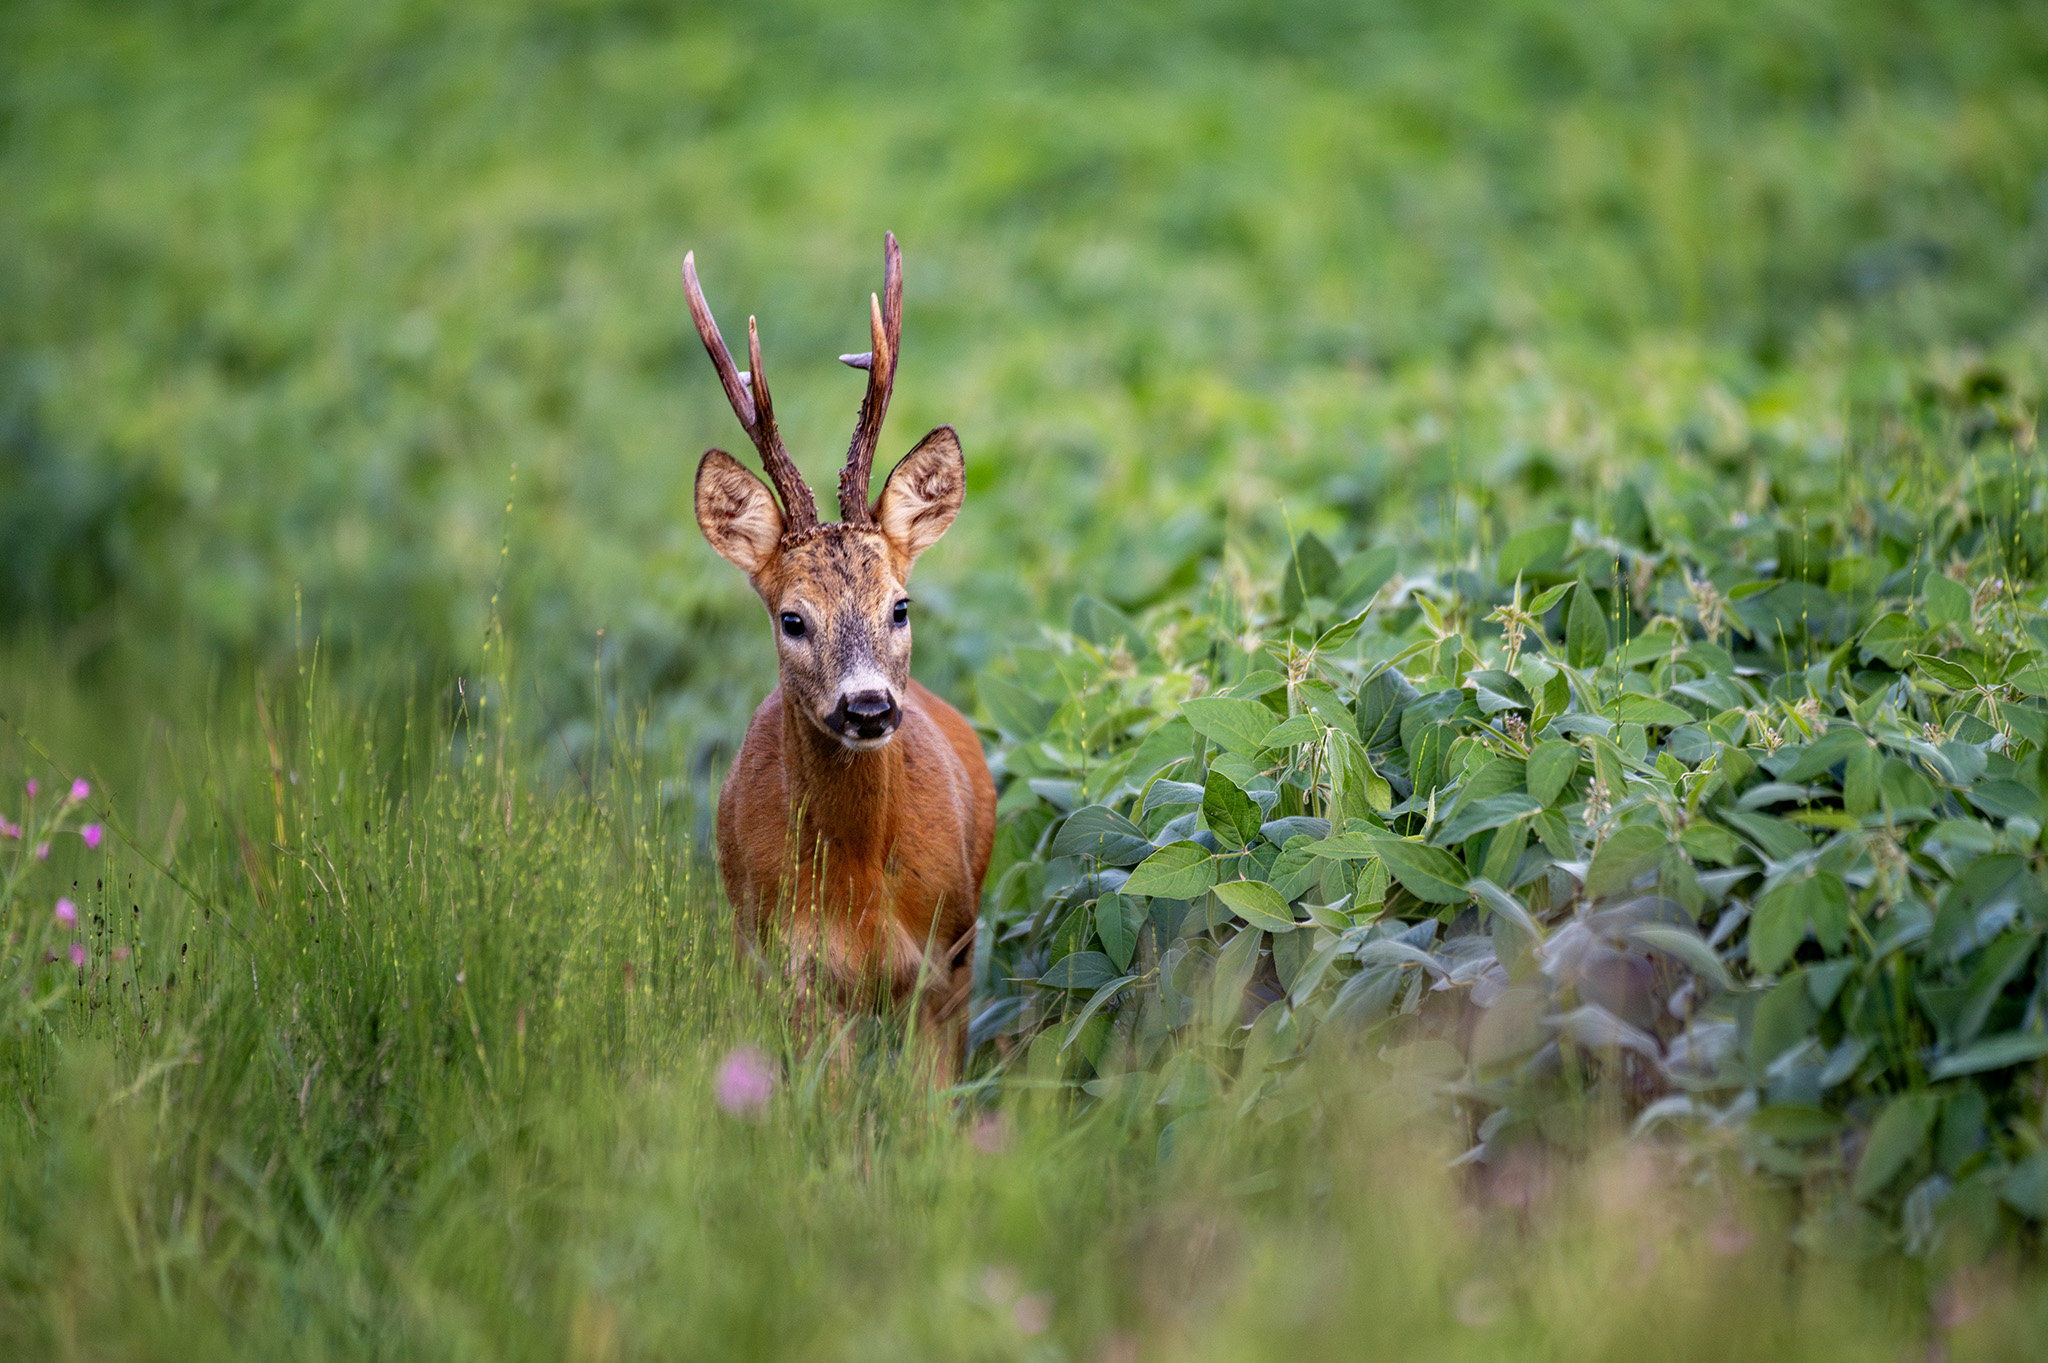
[717,675,995,1068]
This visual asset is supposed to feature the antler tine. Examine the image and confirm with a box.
[838,231,903,523]
[682,251,818,531]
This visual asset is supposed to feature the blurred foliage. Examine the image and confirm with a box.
[3,0,2047,769]
[979,423,2048,1256]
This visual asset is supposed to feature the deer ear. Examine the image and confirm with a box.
[695,449,784,575]
[874,425,964,571]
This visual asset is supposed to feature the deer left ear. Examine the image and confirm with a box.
[874,425,965,571]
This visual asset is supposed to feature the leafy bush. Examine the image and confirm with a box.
[977,428,2048,1254]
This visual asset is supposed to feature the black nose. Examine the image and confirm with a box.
[832,689,901,741]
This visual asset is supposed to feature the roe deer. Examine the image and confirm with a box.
[685,233,995,1080]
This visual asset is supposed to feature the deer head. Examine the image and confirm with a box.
[688,233,965,750]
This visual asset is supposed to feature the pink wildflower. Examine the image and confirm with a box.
[0,818,17,839]
[69,779,89,802]
[34,843,49,861]
[1012,1293,1054,1336]
[82,823,103,850]
[68,943,86,968]
[24,779,36,797]
[55,898,76,924]
[713,1045,776,1116]
[972,1112,1012,1155]
[113,946,131,962]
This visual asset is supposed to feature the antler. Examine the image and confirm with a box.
[836,231,903,524]
[682,251,820,533]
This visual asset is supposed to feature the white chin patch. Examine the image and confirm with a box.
[836,730,896,753]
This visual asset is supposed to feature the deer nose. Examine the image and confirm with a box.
[832,689,901,742]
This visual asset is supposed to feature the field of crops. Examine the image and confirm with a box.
[5,0,2048,1357]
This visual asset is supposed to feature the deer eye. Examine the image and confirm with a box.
[779,612,806,638]
[892,599,910,626]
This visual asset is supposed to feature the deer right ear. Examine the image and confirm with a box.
[695,449,784,575]
[874,426,965,572]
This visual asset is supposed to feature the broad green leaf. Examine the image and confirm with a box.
[1528,581,1575,615]
[1616,625,1684,670]
[1374,838,1471,905]
[1301,831,1381,861]
[1141,779,1206,814]
[1466,668,1533,714]
[1280,532,1340,617]
[1909,652,1980,691]
[1267,838,1323,901]
[978,673,1051,738]
[1498,523,1571,585]
[1722,809,1812,862]
[1526,740,1580,807]
[1780,727,1871,783]
[1608,696,1692,727]
[1325,727,1385,824]
[1554,1004,1661,1060]
[1037,951,1121,992]
[1261,713,1321,750]
[1749,879,1808,975]
[1225,670,1287,699]
[1750,976,1818,1069]
[1455,753,1526,805]
[1629,924,1735,991]
[1260,817,1331,844]
[1124,842,1218,898]
[1126,718,1197,783]
[1183,695,1282,755]
[1335,545,1399,610]
[1213,878,1299,932]
[1295,678,1352,732]
[1468,878,1544,941]
[1094,893,1145,971]
[1288,935,1347,1006]
[1050,805,1154,866]
[1586,735,1631,802]
[1922,572,1971,629]
[1929,1032,2048,1080]
[1313,605,1373,655]
[1967,781,2046,821]
[1748,1106,1845,1143]
[1532,810,1574,859]
[1478,823,1526,885]
[2003,1153,2048,1219]
[1853,1094,1939,1200]
[1858,612,1918,668]
[1955,934,2039,1046]
[1070,594,1146,655]
[1808,872,1850,954]
[1059,973,1139,1052]
[1211,925,1265,1029]
[1567,583,1608,669]
[1678,824,1743,866]
[1202,769,1264,850]
[1585,824,1667,900]
[1433,794,1541,847]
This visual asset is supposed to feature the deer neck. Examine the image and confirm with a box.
[780,699,904,859]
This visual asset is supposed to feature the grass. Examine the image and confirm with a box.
[3,0,2048,1356]
[5,671,2037,1361]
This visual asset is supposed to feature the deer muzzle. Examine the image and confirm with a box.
[828,688,901,746]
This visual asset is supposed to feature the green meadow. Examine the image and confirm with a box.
[4,0,2048,1356]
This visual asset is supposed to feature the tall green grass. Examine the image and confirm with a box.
[4,661,2043,1360]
